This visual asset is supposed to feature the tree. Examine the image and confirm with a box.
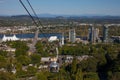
[78,57,97,72]
[0,50,7,57]
[71,57,77,80]
[35,41,44,54]
[27,66,37,76]
[16,63,22,71]
[17,55,31,66]
[83,72,99,80]
[30,54,41,65]
[15,48,28,57]
[6,63,12,73]
[112,72,120,80]
[110,53,120,72]
[71,57,77,74]
[94,53,107,71]
[10,41,29,57]
[0,71,16,80]
[76,69,83,80]
[16,70,27,78]
[36,72,47,80]
[0,55,7,68]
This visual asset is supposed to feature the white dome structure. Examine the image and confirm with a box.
[48,36,58,42]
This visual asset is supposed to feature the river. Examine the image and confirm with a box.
[0,33,62,39]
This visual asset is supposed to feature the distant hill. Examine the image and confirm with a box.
[1,14,120,19]
[0,14,120,27]
[11,15,30,18]
[37,14,58,18]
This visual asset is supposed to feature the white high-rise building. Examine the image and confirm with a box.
[61,33,64,45]
[103,25,109,43]
[69,29,76,43]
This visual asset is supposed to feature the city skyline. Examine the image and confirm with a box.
[0,0,120,16]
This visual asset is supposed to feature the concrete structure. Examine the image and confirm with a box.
[41,57,51,63]
[103,25,109,43]
[111,36,120,43]
[88,26,100,43]
[60,33,65,47]
[5,48,16,52]
[88,26,94,42]
[69,29,76,43]
[2,35,19,42]
[61,33,64,45]
[38,65,48,70]
[94,28,100,42]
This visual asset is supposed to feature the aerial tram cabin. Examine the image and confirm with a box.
[49,61,59,73]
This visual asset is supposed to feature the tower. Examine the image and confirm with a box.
[61,33,64,45]
[88,25,99,43]
[103,25,109,43]
[69,28,76,43]
[94,28,99,42]
[88,25,94,43]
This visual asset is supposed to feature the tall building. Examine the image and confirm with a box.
[94,28,99,42]
[61,33,64,45]
[88,25,99,43]
[69,28,76,43]
[103,25,109,43]
[88,26,94,42]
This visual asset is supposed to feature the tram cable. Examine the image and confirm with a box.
[26,0,48,38]
[19,0,47,38]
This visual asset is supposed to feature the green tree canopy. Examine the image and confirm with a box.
[17,55,31,66]
[30,54,41,65]
[36,72,47,80]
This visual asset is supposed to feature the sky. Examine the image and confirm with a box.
[0,0,120,16]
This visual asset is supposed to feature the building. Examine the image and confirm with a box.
[103,25,109,43]
[41,57,51,63]
[88,25,100,43]
[88,26,94,42]
[69,29,76,43]
[2,35,19,42]
[5,48,16,52]
[94,28,100,42]
[61,33,65,45]
[48,36,58,42]
[111,36,120,43]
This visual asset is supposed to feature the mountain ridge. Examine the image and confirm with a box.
[1,13,120,18]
